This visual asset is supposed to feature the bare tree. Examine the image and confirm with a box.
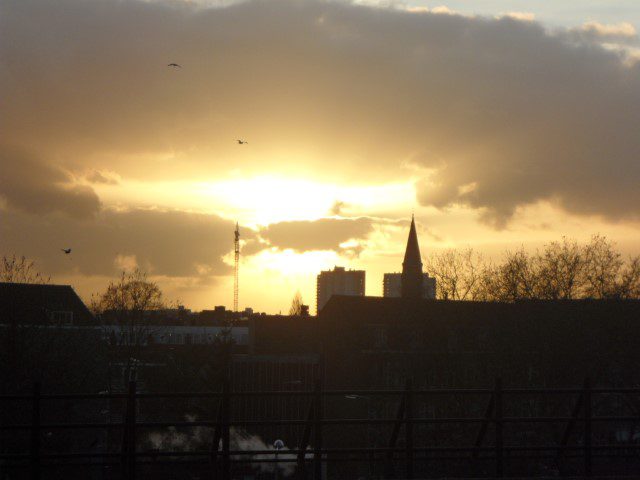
[288,291,304,316]
[534,237,583,300]
[91,269,165,390]
[616,256,640,299]
[491,249,539,302]
[1,254,50,284]
[426,235,639,302]
[425,248,487,300]
[582,235,624,299]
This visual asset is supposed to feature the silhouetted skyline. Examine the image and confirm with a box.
[1,0,639,313]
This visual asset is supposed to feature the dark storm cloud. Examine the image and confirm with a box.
[0,146,101,218]
[2,0,640,226]
[0,208,246,278]
[260,217,373,253]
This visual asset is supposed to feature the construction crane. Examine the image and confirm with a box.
[233,222,240,312]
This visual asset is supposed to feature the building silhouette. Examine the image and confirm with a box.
[316,266,365,313]
[0,282,95,326]
[383,215,435,299]
[401,215,425,298]
[383,272,435,299]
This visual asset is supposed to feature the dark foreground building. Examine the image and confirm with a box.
[314,296,640,478]
[4,280,640,479]
[0,282,96,326]
[319,296,640,388]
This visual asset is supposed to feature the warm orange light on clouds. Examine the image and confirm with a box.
[1,0,640,313]
[94,176,415,226]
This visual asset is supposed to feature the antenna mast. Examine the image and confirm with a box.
[233,222,240,312]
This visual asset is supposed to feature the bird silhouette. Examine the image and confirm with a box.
[167,63,181,68]
[237,139,248,145]
[61,248,71,254]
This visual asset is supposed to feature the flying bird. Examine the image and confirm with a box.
[61,248,71,254]
[237,139,248,145]
[167,63,181,68]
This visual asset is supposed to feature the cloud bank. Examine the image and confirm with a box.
[0,207,377,280]
[1,0,639,231]
[0,208,238,279]
[260,217,373,253]
[0,146,101,219]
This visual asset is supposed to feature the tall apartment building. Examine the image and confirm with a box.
[383,273,436,299]
[316,266,365,313]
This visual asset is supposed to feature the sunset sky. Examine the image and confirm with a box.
[1,0,639,314]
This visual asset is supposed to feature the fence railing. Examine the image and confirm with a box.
[3,377,640,479]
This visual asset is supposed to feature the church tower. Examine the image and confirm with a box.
[401,215,424,298]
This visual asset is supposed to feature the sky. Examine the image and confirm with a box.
[1,0,640,314]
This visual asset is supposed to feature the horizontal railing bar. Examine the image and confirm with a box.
[1,423,125,430]
[135,392,222,398]
[4,387,640,401]
[4,414,640,431]
[7,453,640,469]
[4,444,640,461]
[0,393,128,400]
[327,389,493,395]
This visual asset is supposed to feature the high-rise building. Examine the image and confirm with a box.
[316,266,365,313]
[383,272,435,299]
[383,215,436,299]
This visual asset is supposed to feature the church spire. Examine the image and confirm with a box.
[401,215,424,298]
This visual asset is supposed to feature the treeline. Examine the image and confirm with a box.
[425,235,640,302]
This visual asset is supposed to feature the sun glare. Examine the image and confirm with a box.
[194,176,416,226]
[97,175,416,227]
[249,248,340,276]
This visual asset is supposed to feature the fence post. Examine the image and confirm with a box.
[405,379,414,479]
[584,377,592,477]
[495,377,503,478]
[385,387,407,478]
[128,381,137,480]
[473,393,495,460]
[222,376,231,480]
[313,373,323,480]
[210,399,223,478]
[121,393,128,480]
[297,398,315,480]
[30,382,41,480]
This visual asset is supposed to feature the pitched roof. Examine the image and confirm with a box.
[0,282,95,325]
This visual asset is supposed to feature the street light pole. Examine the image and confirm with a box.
[274,439,284,480]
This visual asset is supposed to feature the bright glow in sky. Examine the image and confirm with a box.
[95,176,415,226]
[2,0,640,314]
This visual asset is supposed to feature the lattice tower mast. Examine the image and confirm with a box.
[233,222,240,312]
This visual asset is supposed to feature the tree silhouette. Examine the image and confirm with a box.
[1,254,49,284]
[425,235,640,301]
[91,269,165,390]
[288,291,304,316]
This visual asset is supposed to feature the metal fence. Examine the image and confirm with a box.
[2,377,640,479]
